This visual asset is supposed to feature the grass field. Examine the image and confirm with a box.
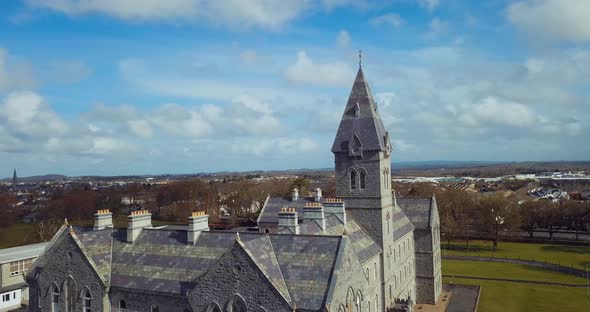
[444,277,590,312]
[442,259,588,285]
[443,240,590,269]
[0,223,35,248]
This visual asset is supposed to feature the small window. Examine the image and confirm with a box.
[151,305,159,312]
[360,170,366,189]
[350,170,357,190]
[52,284,60,312]
[83,289,92,312]
[119,300,127,311]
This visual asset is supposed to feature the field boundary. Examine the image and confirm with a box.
[443,255,589,278]
[443,274,587,287]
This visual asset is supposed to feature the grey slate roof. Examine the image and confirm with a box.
[278,213,381,264]
[258,196,325,224]
[63,227,342,311]
[332,67,388,153]
[397,198,435,229]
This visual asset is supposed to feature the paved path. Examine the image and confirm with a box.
[443,274,588,287]
[443,284,480,312]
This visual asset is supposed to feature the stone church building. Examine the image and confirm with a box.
[26,62,441,311]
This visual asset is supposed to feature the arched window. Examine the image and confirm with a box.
[359,170,366,189]
[228,295,247,312]
[356,290,363,312]
[82,288,92,312]
[118,300,127,312]
[367,301,371,312]
[64,277,76,312]
[346,288,354,312]
[205,302,221,312]
[151,305,159,312]
[350,170,357,190]
[51,283,60,312]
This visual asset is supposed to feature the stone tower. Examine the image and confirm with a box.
[331,60,393,246]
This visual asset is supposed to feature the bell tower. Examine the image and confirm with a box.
[332,53,393,245]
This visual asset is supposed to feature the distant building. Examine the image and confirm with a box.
[0,242,47,312]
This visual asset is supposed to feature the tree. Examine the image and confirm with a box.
[34,218,62,242]
[519,201,543,239]
[436,189,476,249]
[539,201,561,240]
[289,177,310,195]
[477,194,520,251]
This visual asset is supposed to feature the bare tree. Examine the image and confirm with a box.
[437,189,475,249]
[34,219,62,242]
[477,194,520,251]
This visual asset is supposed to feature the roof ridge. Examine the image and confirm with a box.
[264,234,292,303]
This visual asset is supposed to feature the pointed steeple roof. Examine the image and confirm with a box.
[332,65,388,153]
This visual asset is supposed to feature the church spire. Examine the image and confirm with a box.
[331,54,389,154]
[12,168,17,187]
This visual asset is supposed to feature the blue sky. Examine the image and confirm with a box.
[0,0,589,176]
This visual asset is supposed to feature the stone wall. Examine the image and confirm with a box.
[188,241,291,312]
[27,231,105,312]
[109,288,191,312]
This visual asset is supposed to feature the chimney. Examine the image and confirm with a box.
[93,209,113,230]
[188,211,209,244]
[291,188,299,201]
[278,207,299,234]
[304,202,325,230]
[323,198,346,225]
[314,188,322,202]
[127,210,152,243]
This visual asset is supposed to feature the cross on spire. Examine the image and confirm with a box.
[358,49,362,68]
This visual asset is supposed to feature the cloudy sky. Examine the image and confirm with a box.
[0,0,589,176]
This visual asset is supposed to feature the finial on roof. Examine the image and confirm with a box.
[235,232,241,242]
[64,218,69,225]
[69,225,74,233]
[358,49,362,68]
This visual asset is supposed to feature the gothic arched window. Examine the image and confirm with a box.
[205,302,221,312]
[228,295,247,312]
[51,283,60,312]
[359,170,366,189]
[64,277,76,312]
[81,288,92,312]
[350,170,357,190]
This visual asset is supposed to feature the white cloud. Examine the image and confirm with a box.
[370,13,404,28]
[0,91,67,140]
[128,120,153,138]
[461,97,539,128]
[0,48,37,91]
[337,30,351,47]
[426,18,449,39]
[230,137,319,156]
[47,60,92,84]
[285,51,355,87]
[507,0,590,43]
[0,92,134,157]
[26,0,368,29]
[418,0,439,11]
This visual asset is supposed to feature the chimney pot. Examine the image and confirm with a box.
[292,188,299,201]
[127,210,152,243]
[94,210,113,231]
[188,211,209,244]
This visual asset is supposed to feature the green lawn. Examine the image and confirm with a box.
[443,240,590,269]
[443,259,588,285]
[0,223,35,248]
[444,277,590,312]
